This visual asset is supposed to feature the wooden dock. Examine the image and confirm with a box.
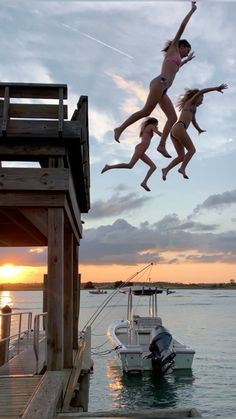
[0,82,91,418]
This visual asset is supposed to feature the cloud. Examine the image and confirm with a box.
[80,215,236,265]
[193,190,236,215]
[87,192,152,219]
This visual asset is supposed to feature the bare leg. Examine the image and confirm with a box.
[140,153,157,191]
[162,137,185,180]
[178,134,196,178]
[114,78,164,142]
[157,94,177,158]
[101,145,145,173]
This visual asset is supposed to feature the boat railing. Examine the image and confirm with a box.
[33,312,47,374]
[0,311,32,359]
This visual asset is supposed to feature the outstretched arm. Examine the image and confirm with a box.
[172,1,197,46]
[192,115,205,134]
[190,83,228,104]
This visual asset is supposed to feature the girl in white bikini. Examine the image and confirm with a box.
[114,1,197,159]
[162,83,228,180]
[102,117,161,192]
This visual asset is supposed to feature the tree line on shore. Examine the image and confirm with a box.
[1,279,235,291]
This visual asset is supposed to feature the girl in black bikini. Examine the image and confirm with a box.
[101,117,161,192]
[162,83,228,180]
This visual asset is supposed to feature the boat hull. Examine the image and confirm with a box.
[108,320,195,373]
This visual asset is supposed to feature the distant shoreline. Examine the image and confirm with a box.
[0,281,235,292]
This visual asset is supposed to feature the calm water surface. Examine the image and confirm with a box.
[1,288,236,417]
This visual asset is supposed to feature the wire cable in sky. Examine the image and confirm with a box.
[62,23,134,60]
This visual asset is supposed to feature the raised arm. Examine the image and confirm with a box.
[172,1,197,46]
[190,83,228,105]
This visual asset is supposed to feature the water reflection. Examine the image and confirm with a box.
[106,359,194,410]
[0,291,13,308]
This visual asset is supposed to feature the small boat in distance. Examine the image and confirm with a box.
[89,289,107,294]
[107,286,195,374]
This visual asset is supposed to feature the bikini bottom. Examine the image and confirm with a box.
[171,121,187,141]
[150,75,169,96]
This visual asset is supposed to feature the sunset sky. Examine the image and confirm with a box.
[0,1,236,284]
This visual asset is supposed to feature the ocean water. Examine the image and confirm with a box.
[1,288,236,417]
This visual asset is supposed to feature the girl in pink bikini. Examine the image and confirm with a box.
[101,117,161,192]
[114,1,197,158]
[161,83,228,180]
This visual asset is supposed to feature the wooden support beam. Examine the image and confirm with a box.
[0,82,67,99]
[47,208,64,370]
[64,227,73,368]
[73,247,79,350]
[2,87,10,135]
[58,87,64,135]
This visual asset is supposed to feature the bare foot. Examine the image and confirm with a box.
[162,168,167,181]
[157,145,172,158]
[101,164,110,174]
[141,182,151,192]
[178,169,189,179]
[114,128,121,143]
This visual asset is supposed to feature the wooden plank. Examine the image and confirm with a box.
[0,168,69,191]
[57,408,201,417]
[6,103,68,119]
[2,87,10,134]
[62,342,86,411]
[0,142,67,159]
[64,228,73,368]
[73,256,80,350]
[0,120,81,138]
[58,87,64,134]
[0,82,67,99]
[0,208,47,245]
[22,371,65,418]
[47,208,64,370]
[0,191,66,208]
[19,208,48,237]
[0,339,46,376]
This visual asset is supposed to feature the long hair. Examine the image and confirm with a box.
[139,117,158,137]
[176,88,199,111]
[162,39,191,54]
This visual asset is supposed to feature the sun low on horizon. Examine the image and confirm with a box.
[0,264,45,284]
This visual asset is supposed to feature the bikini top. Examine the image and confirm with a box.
[164,54,182,69]
[182,106,196,115]
[141,128,153,138]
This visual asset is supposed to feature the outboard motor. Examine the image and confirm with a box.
[149,326,176,374]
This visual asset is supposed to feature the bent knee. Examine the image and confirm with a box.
[151,164,157,170]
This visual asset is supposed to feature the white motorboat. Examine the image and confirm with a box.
[89,289,107,294]
[107,286,195,374]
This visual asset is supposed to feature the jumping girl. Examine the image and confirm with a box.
[161,83,228,180]
[101,117,161,192]
[114,1,197,159]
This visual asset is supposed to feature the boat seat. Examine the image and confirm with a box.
[133,316,162,328]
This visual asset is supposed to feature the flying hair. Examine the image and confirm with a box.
[139,117,158,137]
[176,88,199,111]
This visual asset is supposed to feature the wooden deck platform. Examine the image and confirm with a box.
[0,375,42,417]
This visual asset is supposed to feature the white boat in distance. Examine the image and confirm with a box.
[89,289,107,294]
[107,286,195,374]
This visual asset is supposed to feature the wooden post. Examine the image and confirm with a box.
[73,243,80,349]
[64,227,73,368]
[47,208,64,370]
[0,305,12,366]
[43,274,47,330]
